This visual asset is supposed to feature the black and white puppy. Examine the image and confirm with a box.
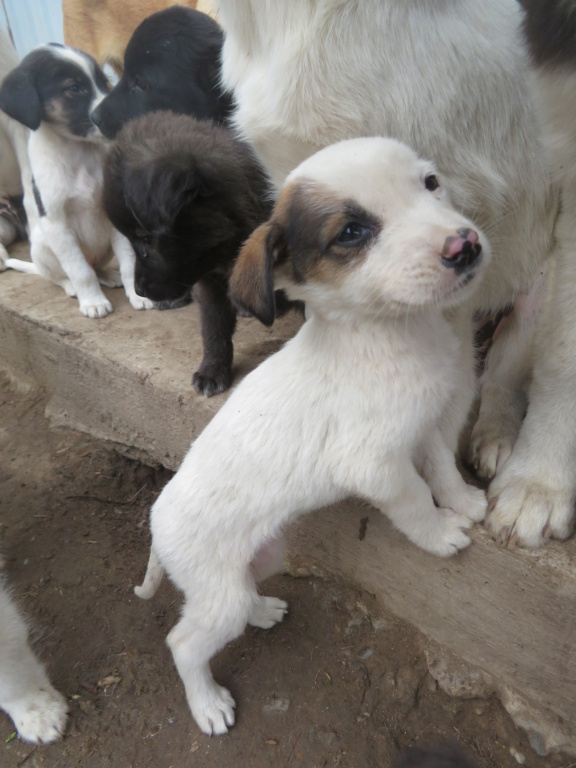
[103,110,273,395]
[91,6,232,139]
[0,44,153,318]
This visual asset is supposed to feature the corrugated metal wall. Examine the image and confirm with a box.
[0,0,63,58]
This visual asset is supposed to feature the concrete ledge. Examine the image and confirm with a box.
[1,245,575,756]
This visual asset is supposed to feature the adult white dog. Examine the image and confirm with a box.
[136,138,490,734]
[215,0,567,546]
[478,0,576,546]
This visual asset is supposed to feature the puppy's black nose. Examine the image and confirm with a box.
[90,105,103,128]
[441,228,482,273]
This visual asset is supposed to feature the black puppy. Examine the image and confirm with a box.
[103,110,273,396]
[91,6,232,139]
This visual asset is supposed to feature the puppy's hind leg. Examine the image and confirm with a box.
[134,546,164,599]
[167,579,254,735]
[248,538,289,628]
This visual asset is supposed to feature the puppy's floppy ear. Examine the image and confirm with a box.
[229,222,285,326]
[0,65,42,130]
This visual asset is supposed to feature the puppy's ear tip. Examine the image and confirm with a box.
[229,294,276,327]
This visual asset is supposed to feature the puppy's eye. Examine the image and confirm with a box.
[336,223,370,246]
[130,77,147,93]
[66,83,86,96]
[425,174,440,192]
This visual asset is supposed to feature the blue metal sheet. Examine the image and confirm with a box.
[0,0,64,58]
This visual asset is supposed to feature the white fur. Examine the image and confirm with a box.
[215,0,563,547]
[0,28,35,267]
[4,45,153,318]
[484,68,576,546]
[136,139,490,735]
[0,560,67,744]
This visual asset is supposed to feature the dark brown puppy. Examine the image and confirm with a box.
[103,110,273,396]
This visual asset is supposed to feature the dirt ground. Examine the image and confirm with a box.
[0,372,569,768]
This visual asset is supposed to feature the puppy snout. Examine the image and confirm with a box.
[90,105,103,128]
[441,228,482,273]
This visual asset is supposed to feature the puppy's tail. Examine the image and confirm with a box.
[134,546,164,600]
[5,258,39,275]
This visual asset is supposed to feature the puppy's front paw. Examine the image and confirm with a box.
[128,294,154,311]
[419,511,472,558]
[455,484,488,523]
[192,364,232,397]
[190,683,236,736]
[79,298,113,318]
[9,687,68,744]
[248,596,288,629]
[487,470,575,547]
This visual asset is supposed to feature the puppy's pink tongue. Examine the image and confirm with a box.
[446,237,467,259]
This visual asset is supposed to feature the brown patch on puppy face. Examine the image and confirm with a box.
[275,179,381,286]
[230,179,382,326]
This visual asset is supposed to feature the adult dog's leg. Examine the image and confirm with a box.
[439,304,478,455]
[468,272,547,480]
[486,223,576,547]
[192,274,237,397]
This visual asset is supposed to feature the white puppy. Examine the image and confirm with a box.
[135,138,490,735]
[0,559,67,744]
[0,44,153,318]
[214,0,562,546]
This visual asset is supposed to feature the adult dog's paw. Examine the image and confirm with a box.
[9,687,68,744]
[487,471,575,547]
[468,386,525,480]
[79,298,113,318]
[192,364,232,397]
